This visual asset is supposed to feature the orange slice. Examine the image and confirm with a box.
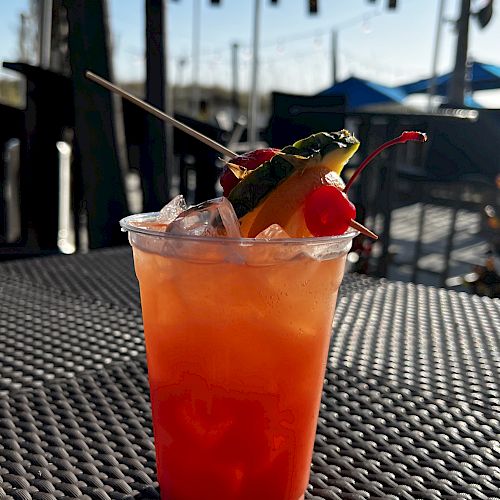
[239,167,345,238]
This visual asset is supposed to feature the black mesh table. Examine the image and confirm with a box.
[0,247,499,499]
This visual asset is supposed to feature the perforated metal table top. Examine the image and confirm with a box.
[0,247,379,309]
[0,247,499,499]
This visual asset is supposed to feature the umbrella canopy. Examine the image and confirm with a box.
[464,94,483,108]
[317,76,407,110]
[400,61,500,95]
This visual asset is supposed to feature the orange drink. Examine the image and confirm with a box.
[122,213,355,500]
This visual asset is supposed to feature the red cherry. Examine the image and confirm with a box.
[304,185,356,237]
[220,148,279,196]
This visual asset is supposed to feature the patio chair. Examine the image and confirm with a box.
[410,176,497,287]
[264,92,346,149]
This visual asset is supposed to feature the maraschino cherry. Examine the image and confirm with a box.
[304,131,427,237]
[304,186,356,237]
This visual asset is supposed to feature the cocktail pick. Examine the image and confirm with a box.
[85,71,237,159]
[349,219,378,240]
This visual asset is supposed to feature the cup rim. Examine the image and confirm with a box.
[120,212,359,247]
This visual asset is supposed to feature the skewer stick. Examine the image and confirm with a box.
[349,219,378,240]
[85,71,237,159]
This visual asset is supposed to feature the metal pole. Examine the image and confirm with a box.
[4,139,21,244]
[331,29,338,85]
[162,1,173,120]
[428,0,445,110]
[191,0,201,116]
[231,42,240,124]
[57,141,75,254]
[447,0,470,107]
[19,13,28,61]
[175,57,185,102]
[248,0,261,149]
[38,0,53,68]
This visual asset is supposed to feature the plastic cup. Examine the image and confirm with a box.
[121,212,356,500]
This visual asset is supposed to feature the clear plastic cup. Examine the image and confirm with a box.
[121,212,356,500]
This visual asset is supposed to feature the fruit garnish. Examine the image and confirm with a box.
[239,167,347,238]
[220,148,279,196]
[304,185,356,237]
[291,129,359,159]
[298,131,426,238]
[222,129,426,239]
[228,130,360,224]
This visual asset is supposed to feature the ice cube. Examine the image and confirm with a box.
[166,197,241,238]
[158,195,188,224]
[255,224,290,240]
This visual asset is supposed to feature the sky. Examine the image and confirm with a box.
[0,0,499,107]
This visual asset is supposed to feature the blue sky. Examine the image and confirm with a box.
[1,0,499,106]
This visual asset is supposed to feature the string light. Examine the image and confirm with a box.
[161,6,438,93]
[313,35,323,49]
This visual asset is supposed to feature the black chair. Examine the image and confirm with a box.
[410,176,497,287]
[264,92,346,149]
[0,103,24,251]
[0,64,72,259]
[121,99,229,207]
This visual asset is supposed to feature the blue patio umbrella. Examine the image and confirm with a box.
[317,76,407,110]
[464,94,483,108]
[399,61,500,95]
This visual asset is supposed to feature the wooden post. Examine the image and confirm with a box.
[142,0,170,211]
[63,0,129,249]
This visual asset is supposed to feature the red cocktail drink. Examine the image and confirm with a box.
[121,215,355,500]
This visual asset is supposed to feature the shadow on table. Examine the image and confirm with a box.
[131,486,160,499]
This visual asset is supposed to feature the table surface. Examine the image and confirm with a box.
[0,246,499,499]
